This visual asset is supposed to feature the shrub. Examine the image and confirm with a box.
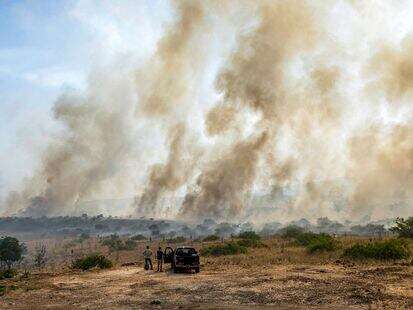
[295,232,318,246]
[306,234,338,253]
[34,243,47,268]
[237,231,260,241]
[101,234,135,251]
[279,226,305,239]
[0,268,17,279]
[201,243,247,256]
[130,234,146,241]
[235,230,265,248]
[280,229,338,253]
[124,239,137,250]
[390,217,413,238]
[294,232,339,253]
[167,236,186,243]
[0,236,25,270]
[101,236,137,251]
[101,237,123,251]
[0,284,17,296]
[72,254,113,270]
[343,239,410,260]
[236,238,265,248]
[203,235,220,242]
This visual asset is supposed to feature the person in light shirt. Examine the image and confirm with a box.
[143,245,153,270]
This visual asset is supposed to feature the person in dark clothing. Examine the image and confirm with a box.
[156,247,163,272]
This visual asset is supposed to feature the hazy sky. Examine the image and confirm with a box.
[0,0,172,196]
[1,1,412,221]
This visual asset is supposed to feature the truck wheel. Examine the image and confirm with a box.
[195,267,200,273]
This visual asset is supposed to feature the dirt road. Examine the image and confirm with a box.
[0,263,412,309]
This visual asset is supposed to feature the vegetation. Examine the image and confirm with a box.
[280,229,339,253]
[237,231,260,240]
[75,233,90,244]
[306,234,338,253]
[202,235,220,242]
[130,234,147,241]
[350,224,386,236]
[343,239,410,260]
[167,236,186,243]
[237,238,264,248]
[390,217,413,238]
[201,243,247,256]
[100,234,137,251]
[214,222,236,237]
[295,232,318,246]
[101,234,123,251]
[0,284,17,296]
[279,226,305,239]
[72,254,113,270]
[0,236,25,270]
[124,239,137,250]
[0,268,17,279]
[33,243,47,268]
[236,231,265,248]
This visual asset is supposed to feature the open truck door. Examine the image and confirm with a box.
[164,247,174,265]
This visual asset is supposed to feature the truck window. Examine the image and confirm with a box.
[176,248,197,256]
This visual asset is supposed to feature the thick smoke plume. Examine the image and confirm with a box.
[180,132,268,220]
[4,0,413,223]
[5,72,135,217]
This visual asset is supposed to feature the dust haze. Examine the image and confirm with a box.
[3,0,413,223]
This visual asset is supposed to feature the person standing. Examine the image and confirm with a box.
[156,247,163,272]
[143,245,153,270]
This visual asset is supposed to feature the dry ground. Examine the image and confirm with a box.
[0,237,412,309]
[0,261,412,309]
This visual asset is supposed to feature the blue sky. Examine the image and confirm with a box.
[0,0,172,196]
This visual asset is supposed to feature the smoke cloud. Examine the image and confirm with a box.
[5,70,136,217]
[3,0,413,223]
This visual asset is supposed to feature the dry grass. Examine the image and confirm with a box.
[0,235,411,309]
[17,235,413,272]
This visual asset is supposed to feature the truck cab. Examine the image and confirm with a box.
[164,246,200,273]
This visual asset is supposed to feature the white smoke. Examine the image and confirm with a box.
[2,0,413,223]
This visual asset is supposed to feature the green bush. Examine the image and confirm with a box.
[0,285,5,296]
[72,254,113,270]
[306,234,338,253]
[203,235,220,242]
[201,242,247,256]
[279,229,338,253]
[124,239,137,250]
[130,234,146,241]
[343,239,410,260]
[237,231,260,241]
[0,268,17,279]
[295,232,318,246]
[0,284,17,296]
[390,217,413,238]
[101,235,137,251]
[235,230,265,248]
[279,226,305,239]
[0,236,25,269]
[101,234,123,251]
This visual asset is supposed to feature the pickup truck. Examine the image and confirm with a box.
[164,246,200,273]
